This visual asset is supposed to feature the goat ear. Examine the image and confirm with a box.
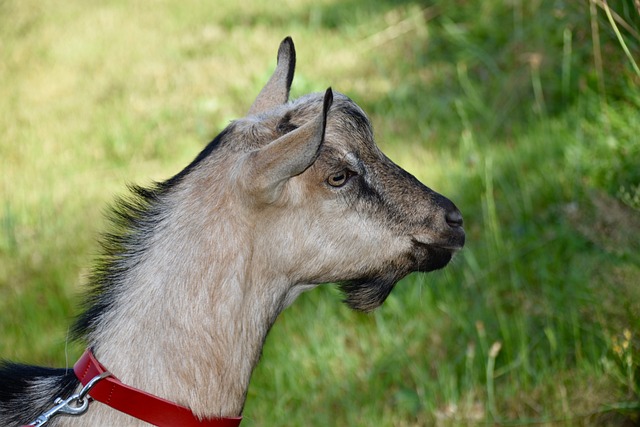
[246,88,334,203]
[248,37,296,116]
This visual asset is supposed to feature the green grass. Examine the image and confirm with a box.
[1,0,639,425]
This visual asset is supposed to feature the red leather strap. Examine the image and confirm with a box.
[73,349,242,427]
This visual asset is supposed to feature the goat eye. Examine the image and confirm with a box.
[327,170,353,187]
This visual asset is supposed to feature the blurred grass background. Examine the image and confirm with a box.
[1,0,639,425]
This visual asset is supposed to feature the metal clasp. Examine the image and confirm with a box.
[26,371,111,426]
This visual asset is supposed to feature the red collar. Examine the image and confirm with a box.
[73,349,242,427]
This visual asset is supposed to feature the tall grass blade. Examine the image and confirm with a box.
[600,0,640,77]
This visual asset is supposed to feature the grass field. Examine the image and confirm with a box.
[1,0,639,425]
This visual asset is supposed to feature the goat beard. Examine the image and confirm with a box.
[338,272,401,313]
[338,245,455,312]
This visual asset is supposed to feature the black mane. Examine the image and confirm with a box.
[71,128,231,341]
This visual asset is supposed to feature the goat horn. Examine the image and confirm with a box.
[246,88,334,203]
[248,37,296,116]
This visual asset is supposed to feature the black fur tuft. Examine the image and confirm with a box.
[71,181,167,340]
[0,363,78,426]
[277,112,299,134]
[338,272,400,313]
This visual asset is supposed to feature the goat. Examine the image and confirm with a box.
[0,37,464,426]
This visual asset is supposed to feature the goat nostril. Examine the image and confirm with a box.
[445,210,463,228]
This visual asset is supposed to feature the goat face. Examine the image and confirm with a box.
[232,38,464,311]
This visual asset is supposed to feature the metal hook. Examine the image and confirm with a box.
[25,371,111,426]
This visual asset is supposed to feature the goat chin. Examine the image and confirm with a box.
[410,242,456,273]
[339,274,400,313]
[338,240,460,312]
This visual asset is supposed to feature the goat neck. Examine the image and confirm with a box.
[77,184,291,423]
